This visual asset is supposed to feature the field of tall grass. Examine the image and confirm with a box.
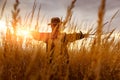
[0,0,120,80]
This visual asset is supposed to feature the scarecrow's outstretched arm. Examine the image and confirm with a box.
[65,31,85,42]
[30,31,50,42]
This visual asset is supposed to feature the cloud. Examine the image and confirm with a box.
[73,0,120,30]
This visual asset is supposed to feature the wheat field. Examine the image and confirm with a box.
[0,0,120,80]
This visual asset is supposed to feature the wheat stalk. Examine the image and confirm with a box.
[11,0,20,32]
[35,4,41,31]
[29,0,37,28]
[0,0,7,19]
[61,0,76,31]
[95,0,106,80]
[108,10,119,32]
[96,0,106,45]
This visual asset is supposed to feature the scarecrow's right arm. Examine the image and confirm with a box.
[30,31,49,42]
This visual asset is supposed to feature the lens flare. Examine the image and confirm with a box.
[16,28,31,38]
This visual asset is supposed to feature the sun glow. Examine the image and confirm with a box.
[0,20,6,33]
[16,28,32,38]
[0,20,120,47]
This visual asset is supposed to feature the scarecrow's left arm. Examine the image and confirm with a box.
[65,31,85,42]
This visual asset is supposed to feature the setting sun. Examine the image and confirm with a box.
[16,28,31,38]
[0,20,32,38]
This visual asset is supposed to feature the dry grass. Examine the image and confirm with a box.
[0,0,120,80]
[0,0,7,19]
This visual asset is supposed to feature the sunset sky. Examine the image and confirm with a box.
[0,0,120,32]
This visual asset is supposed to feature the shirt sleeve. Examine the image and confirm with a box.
[65,31,84,42]
[30,31,50,42]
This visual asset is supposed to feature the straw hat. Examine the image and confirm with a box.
[48,17,61,25]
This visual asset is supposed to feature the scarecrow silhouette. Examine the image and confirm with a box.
[30,17,86,79]
[31,17,85,63]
